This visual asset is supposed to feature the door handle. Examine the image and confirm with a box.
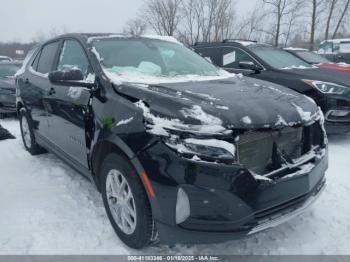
[48,87,56,96]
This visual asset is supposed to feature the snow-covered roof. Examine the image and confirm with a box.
[321,38,350,44]
[0,55,12,61]
[284,47,308,51]
[86,33,183,46]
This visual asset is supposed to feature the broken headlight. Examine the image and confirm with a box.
[303,80,349,95]
[164,136,236,163]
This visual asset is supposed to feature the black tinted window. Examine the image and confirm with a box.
[57,40,90,77]
[37,41,60,74]
[195,48,221,65]
[220,47,255,68]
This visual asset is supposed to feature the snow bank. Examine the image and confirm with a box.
[0,119,350,254]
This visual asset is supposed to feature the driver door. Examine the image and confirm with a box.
[46,39,93,168]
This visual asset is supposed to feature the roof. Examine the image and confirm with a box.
[0,61,22,65]
[284,47,308,51]
[42,33,183,46]
[193,39,268,48]
[0,55,12,60]
[321,38,350,44]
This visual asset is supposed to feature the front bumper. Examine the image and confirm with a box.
[156,178,326,244]
[138,141,328,245]
[321,95,350,134]
[0,92,16,113]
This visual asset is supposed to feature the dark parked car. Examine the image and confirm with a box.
[16,34,327,249]
[0,61,21,117]
[285,48,350,74]
[193,40,350,134]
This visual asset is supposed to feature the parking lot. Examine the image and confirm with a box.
[0,118,349,255]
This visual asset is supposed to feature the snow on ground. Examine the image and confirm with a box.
[0,118,350,255]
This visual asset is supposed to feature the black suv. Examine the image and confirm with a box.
[16,34,327,249]
[193,40,350,134]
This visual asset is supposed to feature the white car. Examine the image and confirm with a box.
[0,56,13,62]
[318,38,350,63]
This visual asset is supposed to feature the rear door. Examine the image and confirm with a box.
[218,47,261,74]
[19,41,61,139]
[46,39,93,168]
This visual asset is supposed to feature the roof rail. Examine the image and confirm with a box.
[193,42,212,46]
[222,39,257,43]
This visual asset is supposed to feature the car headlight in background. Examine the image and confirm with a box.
[303,80,349,95]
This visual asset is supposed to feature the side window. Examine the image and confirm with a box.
[220,47,255,69]
[36,41,60,74]
[195,48,221,66]
[31,51,41,70]
[57,40,90,78]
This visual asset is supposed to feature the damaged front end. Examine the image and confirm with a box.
[134,101,328,244]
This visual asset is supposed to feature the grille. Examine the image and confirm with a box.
[237,122,324,175]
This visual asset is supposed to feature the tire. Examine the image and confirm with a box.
[19,109,45,155]
[100,153,155,249]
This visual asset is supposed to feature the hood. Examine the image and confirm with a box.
[113,76,319,131]
[319,63,350,74]
[0,77,16,89]
[280,67,350,87]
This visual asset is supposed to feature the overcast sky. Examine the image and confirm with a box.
[0,0,258,43]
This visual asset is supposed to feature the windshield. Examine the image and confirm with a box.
[295,51,330,64]
[92,38,229,83]
[249,46,312,69]
[0,64,20,78]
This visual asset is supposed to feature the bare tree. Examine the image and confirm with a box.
[306,0,326,50]
[235,4,267,41]
[332,0,350,38]
[144,0,183,36]
[282,0,305,46]
[123,18,147,36]
[261,0,303,46]
[178,0,236,45]
[325,0,338,39]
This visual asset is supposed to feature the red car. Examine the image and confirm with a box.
[285,48,350,74]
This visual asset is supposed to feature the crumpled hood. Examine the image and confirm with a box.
[113,76,320,131]
[0,78,16,89]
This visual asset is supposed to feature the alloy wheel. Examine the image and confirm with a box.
[106,169,137,235]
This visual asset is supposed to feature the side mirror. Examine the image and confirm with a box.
[239,61,263,73]
[48,69,95,88]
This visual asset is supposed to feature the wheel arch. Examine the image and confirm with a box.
[91,137,153,198]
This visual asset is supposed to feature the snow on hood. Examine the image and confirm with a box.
[281,65,315,70]
[115,77,320,131]
[134,101,231,136]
